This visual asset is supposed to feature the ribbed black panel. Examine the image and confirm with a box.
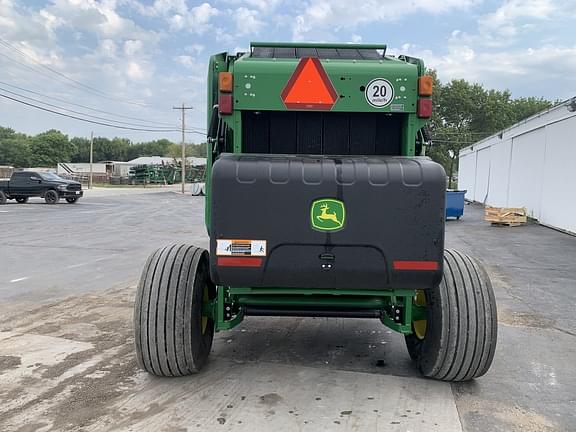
[242,111,402,155]
[251,47,385,60]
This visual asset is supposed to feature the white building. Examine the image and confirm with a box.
[127,156,206,166]
[57,162,107,175]
[458,98,576,234]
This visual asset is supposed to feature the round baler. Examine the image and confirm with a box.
[134,42,497,381]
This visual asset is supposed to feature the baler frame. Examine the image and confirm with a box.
[133,41,498,383]
[203,286,425,334]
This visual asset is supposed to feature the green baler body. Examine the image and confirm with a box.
[204,42,434,333]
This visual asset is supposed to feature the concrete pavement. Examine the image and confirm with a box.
[1,192,574,431]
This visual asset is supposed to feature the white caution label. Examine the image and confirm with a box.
[216,239,267,256]
[365,78,394,108]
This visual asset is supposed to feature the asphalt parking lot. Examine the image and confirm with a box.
[1,190,575,431]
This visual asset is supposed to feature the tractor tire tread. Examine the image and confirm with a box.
[405,248,498,382]
[134,244,212,377]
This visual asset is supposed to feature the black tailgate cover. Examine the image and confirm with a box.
[210,154,445,290]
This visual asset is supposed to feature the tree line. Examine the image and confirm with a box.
[0,128,207,168]
[427,72,554,187]
[1,75,554,179]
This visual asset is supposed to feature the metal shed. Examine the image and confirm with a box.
[458,98,576,234]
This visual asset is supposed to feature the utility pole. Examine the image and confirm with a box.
[89,131,94,189]
[172,103,193,194]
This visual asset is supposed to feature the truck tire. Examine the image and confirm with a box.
[134,244,215,376]
[66,197,78,203]
[0,191,6,205]
[191,183,202,196]
[45,190,59,204]
[16,197,28,204]
[405,249,497,381]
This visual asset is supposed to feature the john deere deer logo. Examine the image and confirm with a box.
[311,198,346,231]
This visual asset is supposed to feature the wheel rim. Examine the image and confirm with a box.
[201,284,209,334]
[47,192,56,203]
[413,290,427,340]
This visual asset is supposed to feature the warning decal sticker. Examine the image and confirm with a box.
[216,239,267,256]
[281,57,338,110]
[365,78,394,108]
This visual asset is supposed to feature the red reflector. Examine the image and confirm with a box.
[393,260,438,271]
[219,94,233,114]
[281,57,338,110]
[217,257,262,267]
[417,99,432,118]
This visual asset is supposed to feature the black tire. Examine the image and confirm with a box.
[66,197,78,203]
[44,190,59,204]
[16,197,29,204]
[405,249,498,381]
[134,244,216,376]
[0,191,6,205]
[190,183,204,196]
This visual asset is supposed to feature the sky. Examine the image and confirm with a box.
[0,0,575,144]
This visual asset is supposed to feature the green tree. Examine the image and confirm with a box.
[127,139,173,160]
[0,134,32,167]
[165,142,206,159]
[29,129,75,167]
[511,97,554,123]
[0,126,16,140]
[70,137,90,162]
[189,142,207,157]
[426,74,553,188]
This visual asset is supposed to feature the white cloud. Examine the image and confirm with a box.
[130,0,188,17]
[124,39,143,56]
[215,30,236,45]
[44,0,159,42]
[479,0,556,31]
[38,9,64,31]
[451,0,573,48]
[234,7,265,36]
[389,41,576,100]
[351,34,362,43]
[382,0,576,100]
[127,61,146,80]
[187,2,219,34]
[0,0,59,42]
[292,0,481,40]
[175,55,196,68]
[169,14,185,30]
[220,0,283,13]
[0,0,160,103]
[98,39,117,58]
[130,0,219,34]
[185,44,205,55]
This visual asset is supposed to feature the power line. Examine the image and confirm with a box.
[0,85,180,131]
[0,82,207,134]
[0,38,148,107]
[0,80,206,132]
[0,80,181,128]
[0,91,206,134]
[0,43,208,131]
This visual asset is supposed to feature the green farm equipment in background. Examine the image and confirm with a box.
[129,163,206,185]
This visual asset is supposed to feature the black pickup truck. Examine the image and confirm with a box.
[0,171,83,204]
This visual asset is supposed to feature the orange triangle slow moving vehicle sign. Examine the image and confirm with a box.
[281,57,338,110]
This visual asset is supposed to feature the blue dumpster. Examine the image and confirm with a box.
[446,190,467,220]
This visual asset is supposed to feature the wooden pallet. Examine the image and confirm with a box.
[485,207,527,226]
[490,221,525,227]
